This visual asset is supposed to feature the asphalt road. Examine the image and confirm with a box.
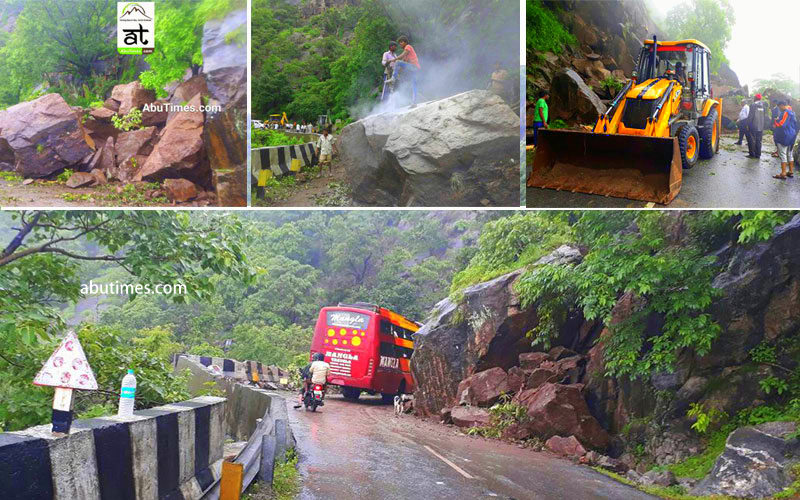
[286,393,657,500]
[526,132,800,208]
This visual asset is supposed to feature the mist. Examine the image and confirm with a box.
[351,0,521,119]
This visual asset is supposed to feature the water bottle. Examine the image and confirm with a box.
[118,369,137,416]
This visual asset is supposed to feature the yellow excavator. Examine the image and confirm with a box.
[268,112,289,127]
[528,37,722,204]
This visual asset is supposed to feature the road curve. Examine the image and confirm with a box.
[284,393,657,500]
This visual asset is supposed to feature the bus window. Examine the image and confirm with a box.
[380,319,392,335]
[380,342,397,357]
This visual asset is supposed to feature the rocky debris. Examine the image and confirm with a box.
[89,107,116,120]
[640,469,676,487]
[549,69,606,124]
[582,450,628,473]
[163,178,199,202]
[456,367,510,407]
[65,171,94,188]
[0,93,94,178]
[110,81,156,116]
[115,127,157,165]
[692,422,800,498]
[338,90,518,207]
[136,94,208,185]
[201,9,246,109]
[204,107,246,207]
[142,100,169,127]
[545,435,587,457]
[450,406,491,429]
[103,97,120,113]
[90,169,107,186]
[516,383,610,450]
[519,352,550,370]
[412,245,582,416]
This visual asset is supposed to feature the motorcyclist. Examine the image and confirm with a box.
[297,352,330,406]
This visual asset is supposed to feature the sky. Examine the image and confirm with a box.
[646,0,800,91]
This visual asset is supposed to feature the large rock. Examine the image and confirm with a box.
[135,94,208,185]
[115,127,157,165]
[110,81,156,116]
[549,69,606,124]
[0,93,94,178]
[456,367,510,407]
[412,245,582,416]
[516,383,610,450]
[201,9,246,109]
[450,406,491,429]
[546,435,587,457]
[204,107,246,207]
[338,90,518,207]
[163,178,199,202]
[65,171,94,188]
[692,422,800,498]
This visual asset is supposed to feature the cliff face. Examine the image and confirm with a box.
[412,215,800,468]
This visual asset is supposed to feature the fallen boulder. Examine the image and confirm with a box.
[0,93,94,178]
[450,406,491,429]
[692,421,800,498]
[65,171,94,188]
[545,435,587,457]
[110,81,156,116]
[115,127,157,166]
[164,178,199,202]
[338,90,518,207]
[549,69,606,124]
[456,367,510,407]
[201,9,246,109]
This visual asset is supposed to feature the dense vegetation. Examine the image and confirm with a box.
[0,0,243,109]
[526,0,575,57]
[753,73,799,99]
[251,0,519,122]
[664,0,735,74]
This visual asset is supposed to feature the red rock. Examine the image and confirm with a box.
[103,98,120,113]
[110,81,156,116]
[65,171,94,188]
[456,367,510,407]
[170,74,209,104]
[163,178,199,202]
[507,366,525,393]
[450,406,491,429]
[136,93,207,184]
[141,100,169,127]
[112,155,148,183]
[90,169,107,186]
[525,367,561,390]
[517,383,610,450]
[548,346,578,360]
[97,137,116,173]
[115,127,157,165]
[520,352,550,370]
[89,107,116,120]
[546,435,587,457]
[502,423,532,441]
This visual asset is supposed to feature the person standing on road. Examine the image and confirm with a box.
[735,100,749,145]
[315,129,338,177]
[746,94,766,159]
[773,100,797,179]
[533,90,549,147]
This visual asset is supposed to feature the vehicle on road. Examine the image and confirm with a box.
[311,302,420,403]
[528,36,722,204]
[268,112,289,127]
[252,120,265,130]
[303,382,326,412]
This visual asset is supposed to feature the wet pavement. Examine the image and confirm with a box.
[286,393,656,500]
[526,133,800,208]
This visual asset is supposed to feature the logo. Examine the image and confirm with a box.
[117,2,154,55]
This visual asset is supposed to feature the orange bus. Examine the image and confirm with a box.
[310,302,420,402]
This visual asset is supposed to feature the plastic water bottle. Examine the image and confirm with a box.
[118,369,137,416]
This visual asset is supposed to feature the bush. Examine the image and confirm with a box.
[526,0,576,55]
[252,128,306,148]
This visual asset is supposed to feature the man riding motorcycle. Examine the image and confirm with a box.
[297,352,330,407]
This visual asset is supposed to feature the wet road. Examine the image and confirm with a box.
[526,133,800,208]
[286,393,656,500]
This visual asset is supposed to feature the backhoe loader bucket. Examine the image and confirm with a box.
[527,129,683,204]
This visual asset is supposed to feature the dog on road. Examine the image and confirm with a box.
[394,394,413,415]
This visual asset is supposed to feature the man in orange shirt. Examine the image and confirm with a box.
[391,36,421,105]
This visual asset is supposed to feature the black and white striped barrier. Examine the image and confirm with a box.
[0,396,225,500]
[251,143,318,197]
[173,354,288,388]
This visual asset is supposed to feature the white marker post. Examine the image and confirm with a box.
[33,331,98,435]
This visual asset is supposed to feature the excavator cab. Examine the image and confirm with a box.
[528,37,722,204]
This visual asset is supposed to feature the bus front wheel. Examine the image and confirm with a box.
[342,387,361,400]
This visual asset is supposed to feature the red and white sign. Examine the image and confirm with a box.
[33,332,98,390]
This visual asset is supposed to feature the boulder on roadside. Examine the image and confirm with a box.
[692,421,800,498]
[0,93,94,178]
[110,81,156,116]
[456,367,510,407]
[641,469,676,487]
[201,9,246,109]
[115,127,157,166]
[65,171,94,188]
[163,178,199,202]
[549,69,606,124]
[545,435,587,457]
[450,406,491,429]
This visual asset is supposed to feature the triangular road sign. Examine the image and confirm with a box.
[33,331,98,390]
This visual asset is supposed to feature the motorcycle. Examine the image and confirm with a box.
[303,382,326,412]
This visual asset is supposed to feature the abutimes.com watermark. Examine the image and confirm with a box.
[80,280,187,296]
[142,102,223,114]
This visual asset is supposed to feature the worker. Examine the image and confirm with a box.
[489,62,510,101]
[746,94,766,159]
[382,41,398,79]
[315,128,338,177]
[773,100,797,179]
[674,61,686,85]
[391,36,421,105]
[532,90,549,146]
[735,100,750,146]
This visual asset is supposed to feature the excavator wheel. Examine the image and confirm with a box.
[678,125,700,169]
[699,108,719,159]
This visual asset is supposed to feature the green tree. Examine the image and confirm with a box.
[665,0,735,74]
[752,73,799,99]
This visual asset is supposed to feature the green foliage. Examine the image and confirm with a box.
[715,210,794,244]
[466,394,529,439]
[112,108,143,131]
[56,168,73,183]
[549,118,568,130]
[687,402,727,434]
[187,342,225,358]
[664,0,735,74]
[753,73,799,99]
[252,128,306,148]
[526,0,576,56]
[600,75,624,94]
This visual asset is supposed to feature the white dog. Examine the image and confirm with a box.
[394,394,414,415]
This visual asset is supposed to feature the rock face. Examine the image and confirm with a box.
[204,107,246,207]
[338,90,519,207]
[692,422,800,498]
[549,69,606,124]
[201,9,247,109]
[0,94,94,177]
[412,245,582,416]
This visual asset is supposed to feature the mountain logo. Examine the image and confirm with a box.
[119,3,151,20]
